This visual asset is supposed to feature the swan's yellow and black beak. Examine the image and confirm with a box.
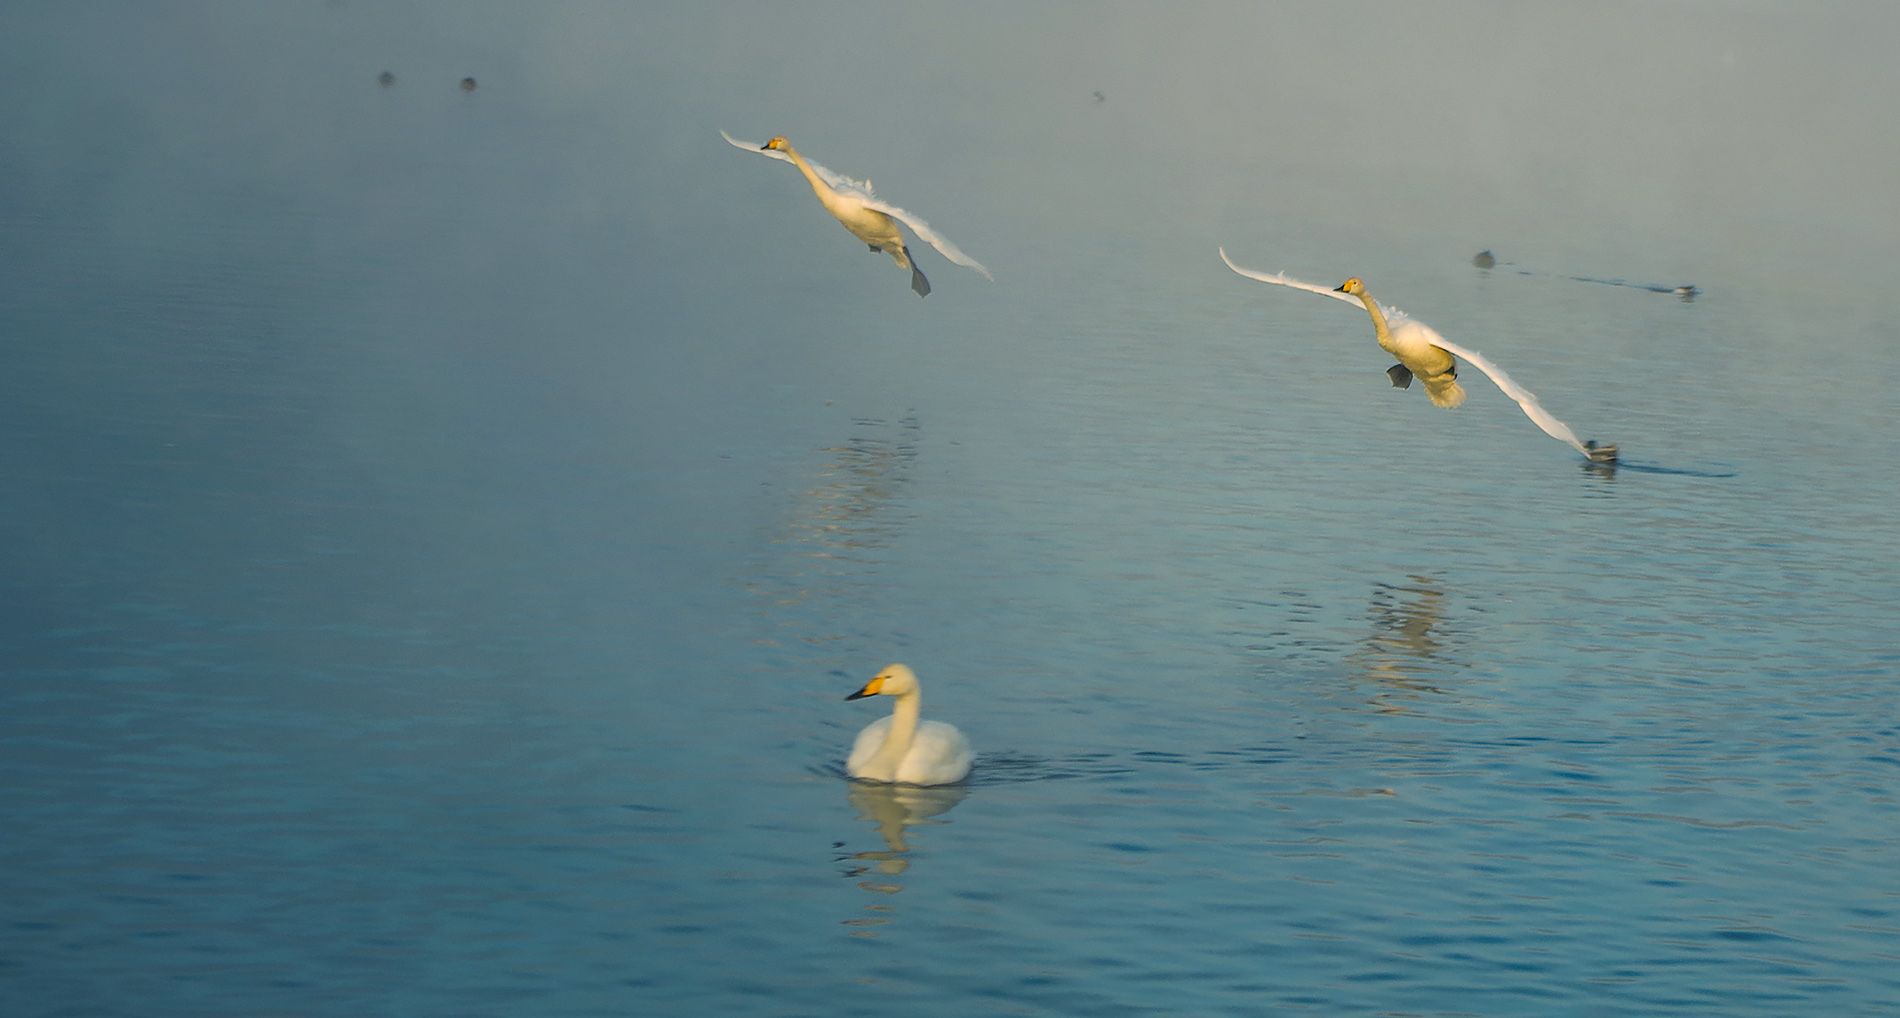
[845,676,885,700]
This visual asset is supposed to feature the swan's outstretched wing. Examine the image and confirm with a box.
[1222,247,1592,455]
[721,130,875,199]
[1220,248,1363,308]
[724,130,991,280]
[1420,336,1589,454]
[862,199,992,280]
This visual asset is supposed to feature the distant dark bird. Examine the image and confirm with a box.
[1092,91,1105,103]
[1583,440,1619,465]
[1472,250,1495,269]
[460,77,477,91]
[377,71,395,87]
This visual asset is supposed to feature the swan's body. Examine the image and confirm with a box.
[1220,248,1597,456]
[1334,276,1467,408]
[845,664,972,786]
[724,131,991,297]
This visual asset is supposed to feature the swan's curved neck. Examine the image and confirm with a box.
[1352,291,1393,348]
[779,145,836,202]
[875,690,922,770]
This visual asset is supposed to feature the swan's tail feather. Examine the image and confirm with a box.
[1424,375,1467,408]
[1386,364,1414,389]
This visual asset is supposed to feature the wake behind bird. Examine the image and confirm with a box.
[1472,251,1697,301]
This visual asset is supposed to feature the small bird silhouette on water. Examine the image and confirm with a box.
[377,71,395,88]
[1472,250,1495,269]
[460,77,477,92]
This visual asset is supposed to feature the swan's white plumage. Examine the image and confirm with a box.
[844,664,973,786]
[1219,248,1592,455]
[1413,334,1587,452]
[847,715,974,786]
[723,131,991,280]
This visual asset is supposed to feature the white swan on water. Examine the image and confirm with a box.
[845,664,973,786]
[1220,248,1606,458]
[724,131,990,297]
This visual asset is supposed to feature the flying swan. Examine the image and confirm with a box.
[724,131,991,297]
[845,663,973,785]
[1220,248,1612,461]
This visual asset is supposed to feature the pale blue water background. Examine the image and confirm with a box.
[3,4,1897,1016]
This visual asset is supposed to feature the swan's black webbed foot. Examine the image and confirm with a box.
[1386,363,1414,389]
[910,264,931,297]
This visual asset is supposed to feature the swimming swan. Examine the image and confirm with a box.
[1220,248,1599,456]
[845,664,973,785]
[723,131,991,297]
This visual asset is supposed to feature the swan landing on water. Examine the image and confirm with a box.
[724,131,991,297]
[1219,249,1616,462]
[845,664,973,786]
[1333,275,1467,409]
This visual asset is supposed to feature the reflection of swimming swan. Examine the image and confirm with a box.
[723,131,991,297]
[1220,249,1604,457]
[843,781,968,874]
[1334,276,1467,408]
[845,664,973,785]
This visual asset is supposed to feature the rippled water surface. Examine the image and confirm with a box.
[4,5,1898,1016]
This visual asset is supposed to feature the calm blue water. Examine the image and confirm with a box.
[4,5,1897,1016]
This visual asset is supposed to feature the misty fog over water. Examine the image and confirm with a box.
[3,4,1897,1016]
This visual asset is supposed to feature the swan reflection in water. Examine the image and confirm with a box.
[745,414,919,643]
[1346,575,1461,714]
[833,781,968,936]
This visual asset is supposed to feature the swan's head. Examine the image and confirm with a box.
[1333,277,1368,296]
[846,663,918,700]
[762,136,791,152]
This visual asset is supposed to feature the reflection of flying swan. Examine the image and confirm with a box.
[1220,248,1613,460]
[845,664,973,785]
[723,131,991,297]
